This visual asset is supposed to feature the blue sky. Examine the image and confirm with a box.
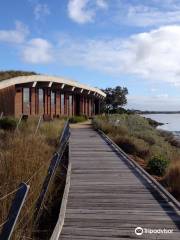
[1,0,180,110]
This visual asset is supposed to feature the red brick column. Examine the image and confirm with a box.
[80,96,84,115]
[83,96,85,115]
[64,93,67,116]
[92,98,95,115]
[56,91,60,117]
[35,88,38,115]
[67,95,69,116]
[87,98,90,117]
[72,95,74,116]
[44,89,47,115]
[84,97,86,116]
[90,98,92,116]
[15,88,23,117]
[47,89,51,116]
[86,97,88,116]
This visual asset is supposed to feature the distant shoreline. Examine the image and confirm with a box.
[138,111,180,114]
[143,115,180,139]
[142,116,164,128]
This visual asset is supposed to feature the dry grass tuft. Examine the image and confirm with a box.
[165,163,180,200]
[0,118,64,239]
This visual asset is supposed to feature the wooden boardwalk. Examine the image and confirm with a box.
[59,124,180,240]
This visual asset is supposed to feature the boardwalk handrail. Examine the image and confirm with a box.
[34,120,70,222]
[50,163,71,240]
[0,183,30,240]
[0,120,70,239]
[34,115,42,135]
[98,129,180,211]
[58,120,70,153]
[50,120,71,240]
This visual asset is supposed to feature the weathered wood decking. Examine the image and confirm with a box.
[59,124,180,239]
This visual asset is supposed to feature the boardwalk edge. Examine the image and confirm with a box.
[50,162,71,240]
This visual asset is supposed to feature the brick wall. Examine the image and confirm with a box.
[15,87,23,117]
[56,91,61,117]
[0,85,99,118]
[0,86,15,116]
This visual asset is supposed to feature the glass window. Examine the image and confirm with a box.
[39,89,44,114]
[51,91,55,107]
[69,95,73,116]
[61,94,64,115]
[51,91,56,114]
[23,88,30,114]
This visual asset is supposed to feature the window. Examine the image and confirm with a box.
[61,94,64,115]
[39,89,44,114]
[23,88,30,114]
[51,91,55,114]
[69,95,73,116]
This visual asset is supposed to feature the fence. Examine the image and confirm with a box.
[0,120,70,240]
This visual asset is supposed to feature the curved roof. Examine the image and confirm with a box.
[0,74,106,97]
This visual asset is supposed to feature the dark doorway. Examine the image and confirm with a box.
[75,95,80,115]
[95,99,100,115]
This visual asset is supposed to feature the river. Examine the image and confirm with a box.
[143,114,180,134]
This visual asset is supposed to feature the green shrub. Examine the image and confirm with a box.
[147,155,169,176]
[0,117,17,130]
[69,115,88,123]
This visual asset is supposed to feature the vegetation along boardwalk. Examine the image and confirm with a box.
[59,123,180,240]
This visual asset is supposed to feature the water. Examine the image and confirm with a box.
[143,114,180,134]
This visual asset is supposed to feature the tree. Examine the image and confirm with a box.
[102,86,128,113]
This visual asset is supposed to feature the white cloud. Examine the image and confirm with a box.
[156,94,169,99]
[151,88,157,92]
[0,21,29,44]
[68,0,94,23]
[67,0,180,27]
[125,4,180,27]
[34,3,50,20]
[127,95,180,111]
[96,0,108,9]
[57,25,180,85]
[67,0,107,23]
[22,38,53,64]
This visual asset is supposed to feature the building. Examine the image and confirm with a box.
[0,75,106,118]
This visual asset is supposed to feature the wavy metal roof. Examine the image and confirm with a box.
[0,75,106,97]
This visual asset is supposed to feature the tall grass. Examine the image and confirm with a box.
[0,118,64,239]
[93,114,180,200]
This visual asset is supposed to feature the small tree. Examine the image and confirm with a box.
[102,86,128,113]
